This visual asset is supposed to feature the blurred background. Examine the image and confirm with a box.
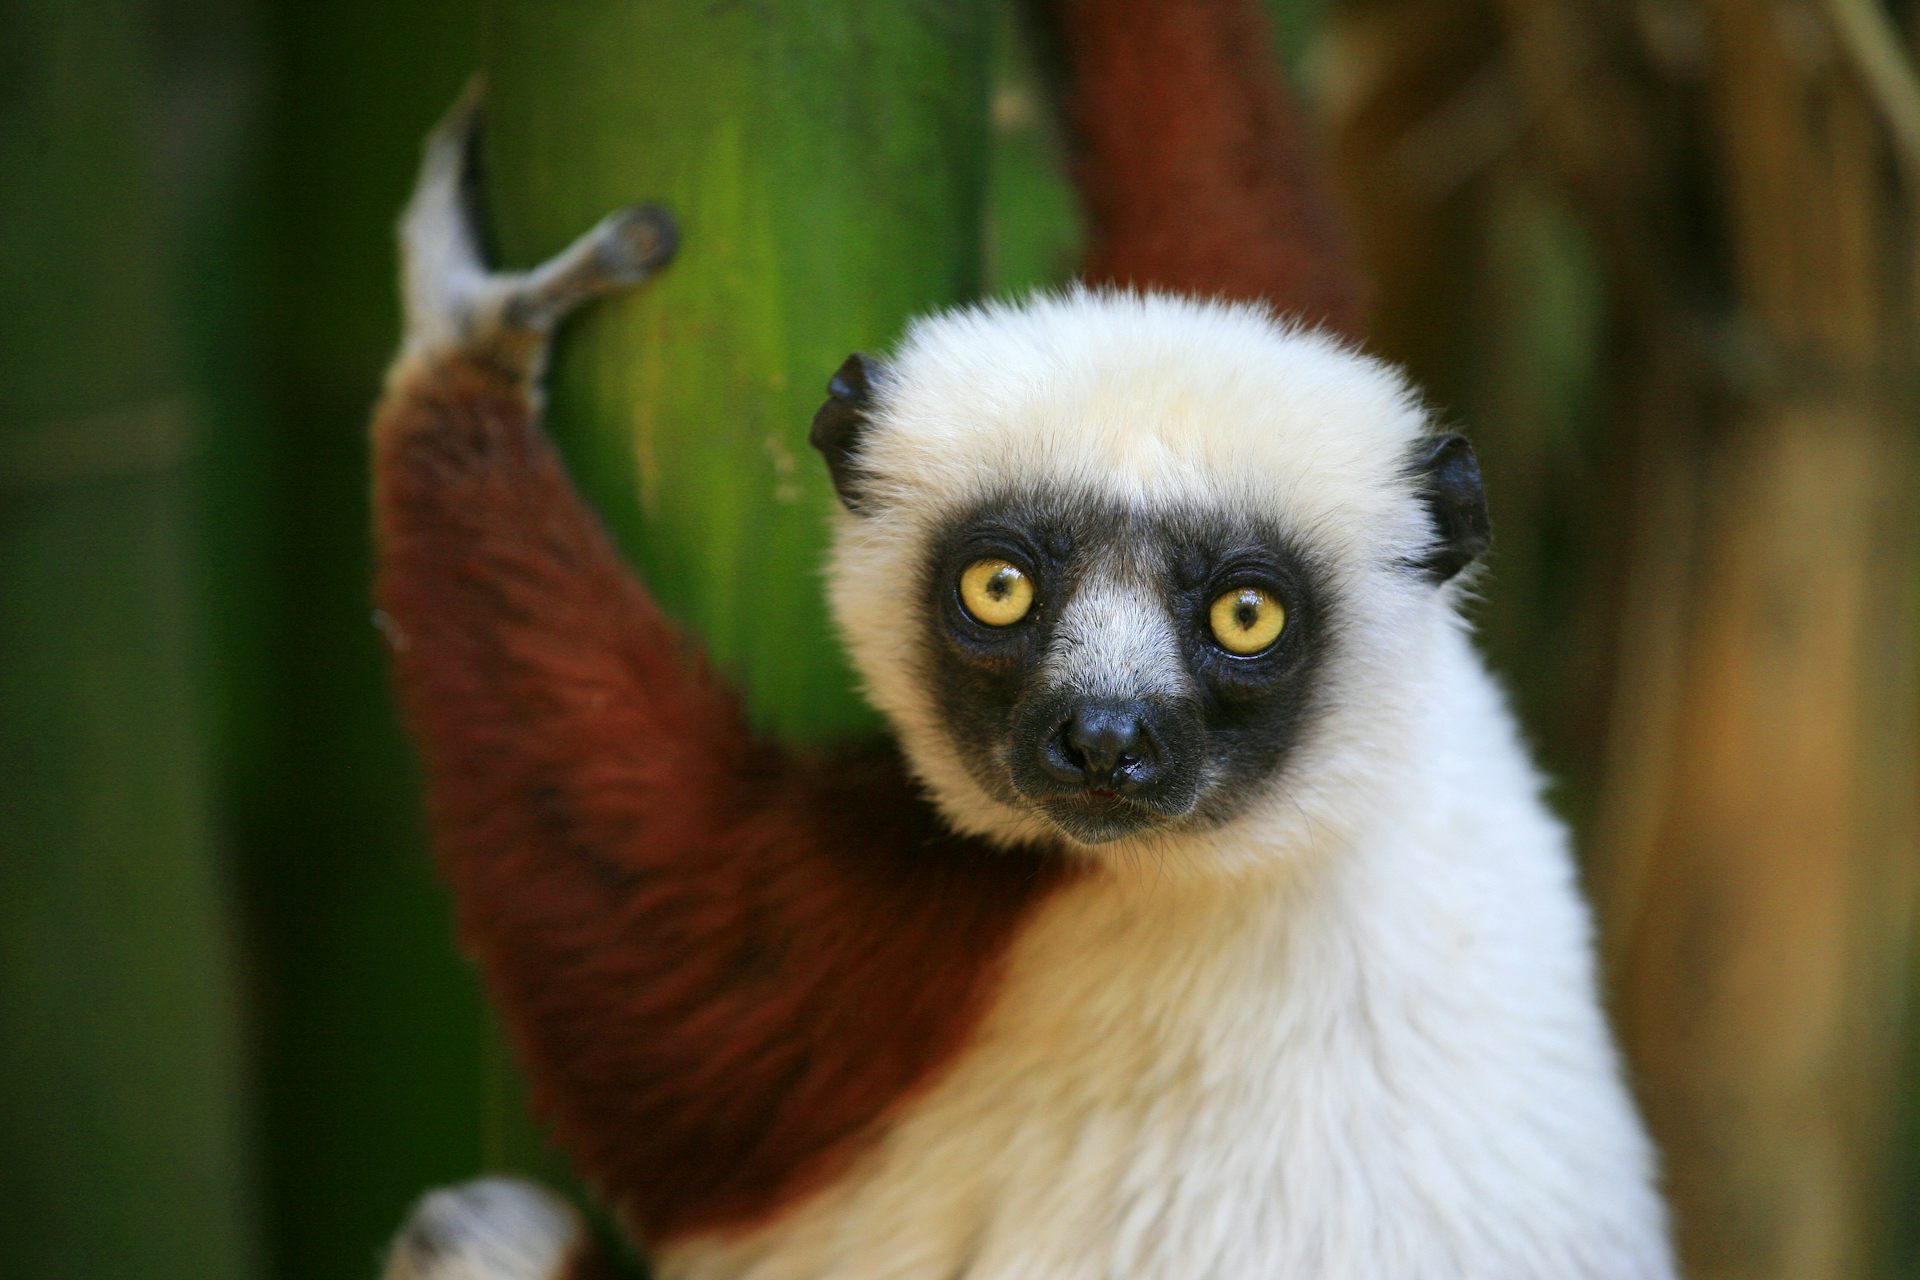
[3,1,1915,1277]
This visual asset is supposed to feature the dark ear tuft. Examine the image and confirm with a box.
[1409,434,1490,581]
[810,353,885,513]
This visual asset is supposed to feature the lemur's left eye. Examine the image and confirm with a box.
[1209,586,1286,655]
[958,558,1034,627]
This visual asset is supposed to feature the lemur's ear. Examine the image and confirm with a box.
[810,353,885,513]
[1409,434,1490,581]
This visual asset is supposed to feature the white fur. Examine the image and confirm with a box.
[386,1179,588,1280]
[1041,565,1194,702]
[658,291,1674,1278]
[829,289,1448,868]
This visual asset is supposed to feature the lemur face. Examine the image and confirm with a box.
[815,291,1486,858]
[919,492,1329,844]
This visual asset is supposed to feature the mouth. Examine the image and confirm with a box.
[1035,786,1168,846]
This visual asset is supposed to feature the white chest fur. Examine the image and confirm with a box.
[663,741,1674,1280]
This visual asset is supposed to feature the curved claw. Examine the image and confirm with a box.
[397,79,680,378]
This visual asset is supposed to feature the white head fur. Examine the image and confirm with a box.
[826,288,1469,875]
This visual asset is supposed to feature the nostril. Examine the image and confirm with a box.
[1040,720,1092,785]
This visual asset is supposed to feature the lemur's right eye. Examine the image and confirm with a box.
[958,559,1034,627]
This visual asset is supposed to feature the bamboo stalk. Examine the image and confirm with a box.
[1598,7,1920,1273]
[464,0,991,1211]
[0,1,256,1275]
[237,5,494,1278]
[479,0,995,743]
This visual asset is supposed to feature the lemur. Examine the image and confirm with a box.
[372,5,1674,1278]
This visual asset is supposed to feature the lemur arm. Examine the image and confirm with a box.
[1025,0,1364,331]
[371,96,1061,1247]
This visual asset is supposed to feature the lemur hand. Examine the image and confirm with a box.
[396,80,677,382]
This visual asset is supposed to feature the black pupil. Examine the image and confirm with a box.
[987,569,1014,600]
[1233,595,1261,630]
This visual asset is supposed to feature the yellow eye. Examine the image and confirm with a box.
[958,558,1035,627]
[1209,586,1286,655]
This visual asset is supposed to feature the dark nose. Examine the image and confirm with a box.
[1042,701,1162,792]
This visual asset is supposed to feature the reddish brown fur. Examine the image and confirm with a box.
[1039,0,1365,333]
[373,357,1068,1246]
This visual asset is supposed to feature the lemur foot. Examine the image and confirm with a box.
[383,1178,604,1280]
[398,80,678,379]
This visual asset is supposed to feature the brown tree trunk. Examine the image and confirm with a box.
[1327,1,1920,1275]
[1589,8,1919,1274]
